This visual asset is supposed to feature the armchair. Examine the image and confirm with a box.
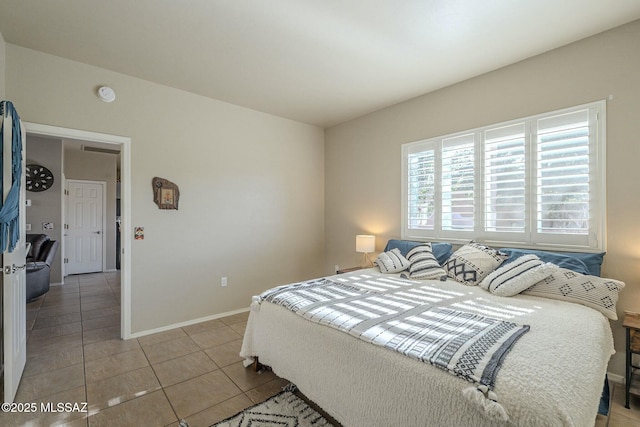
[26,234,59,302]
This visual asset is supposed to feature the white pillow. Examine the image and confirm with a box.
[522,268,625,320]
[445,242,508,286]
[375,248,411,273]
[406,243,446,279]
[479,255,559,297]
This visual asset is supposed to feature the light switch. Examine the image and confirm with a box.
[25,223,31,231]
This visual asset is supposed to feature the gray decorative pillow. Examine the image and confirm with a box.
[375,248,411,273]
[406,243,446,279]
[479,255,559,297]
[445,242,508,286]
[522,268,625,320]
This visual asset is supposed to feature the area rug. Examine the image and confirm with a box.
[209,389,334,427]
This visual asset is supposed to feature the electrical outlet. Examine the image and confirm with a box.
[221,277,227,287]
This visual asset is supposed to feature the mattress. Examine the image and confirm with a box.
[241,269,614,427]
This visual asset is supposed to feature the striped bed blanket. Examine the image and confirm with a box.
[258,278,530,419]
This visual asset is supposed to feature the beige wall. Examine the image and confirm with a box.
[325,20,640,376]
[64,146,118,272]
[6,44,325,334]
[0,32,5,99]
[25,136,63,283]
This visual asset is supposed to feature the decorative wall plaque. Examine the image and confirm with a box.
[152,177,180,210]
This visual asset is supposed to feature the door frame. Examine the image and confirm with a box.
[23,122,133,339]
[65,179,107,275]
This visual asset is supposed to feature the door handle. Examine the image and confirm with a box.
[4,264,25,274]
[94,231,102,234]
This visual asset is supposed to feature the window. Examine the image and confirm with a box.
[402,101,605,251]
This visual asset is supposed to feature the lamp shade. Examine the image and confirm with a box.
[355,235,375,253]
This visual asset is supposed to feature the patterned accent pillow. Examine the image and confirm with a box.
[406,243,447,279]
[522,268,625,320]
[479,255,559,297]
[375,248,411,274]
[445,242,508,286]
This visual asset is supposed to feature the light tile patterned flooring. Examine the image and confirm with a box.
[4,271,640,426]
[4,272,287,427]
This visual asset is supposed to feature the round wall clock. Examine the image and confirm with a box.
[26,164,55,192]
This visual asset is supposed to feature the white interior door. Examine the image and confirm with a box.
[2,110,27,403]
[65,180,104,275]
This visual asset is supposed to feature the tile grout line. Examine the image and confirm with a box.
[139,326,252,423]
[79,280,90,427]
[17,287,87,423]
[147,327,242,422]
[20,274,273,426]
[139,329,182,425]
[75,272,118,425]
[79,274,107,426]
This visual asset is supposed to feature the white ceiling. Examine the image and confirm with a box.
[1,1,640,127]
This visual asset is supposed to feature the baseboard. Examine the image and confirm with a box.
[128,307,250,339]
[607,372,624,384]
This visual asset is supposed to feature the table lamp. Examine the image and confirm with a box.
[356,235,375,268]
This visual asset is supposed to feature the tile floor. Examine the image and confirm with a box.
[3,271,640,426]
[3,272,287,427]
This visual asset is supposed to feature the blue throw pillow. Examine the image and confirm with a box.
[565,252,606,277]
[500,248,604,276]
[383,239,453,266]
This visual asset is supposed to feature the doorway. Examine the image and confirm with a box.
[23,123,132,339]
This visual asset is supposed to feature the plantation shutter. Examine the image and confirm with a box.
[401,101,604,251]
[441,134,474,232]
[483,123,526,234]
[534,108,592,246]
[407,144,436,230]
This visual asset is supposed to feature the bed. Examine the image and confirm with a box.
[240,240,618,427]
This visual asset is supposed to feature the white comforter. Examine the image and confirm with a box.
[241,269,614,427]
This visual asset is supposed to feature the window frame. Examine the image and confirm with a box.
[401,100,606,252]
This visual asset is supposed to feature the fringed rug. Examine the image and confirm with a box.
[209,389,334,427]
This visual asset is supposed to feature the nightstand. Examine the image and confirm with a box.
[623,311,640,408]
[336,266,364,274]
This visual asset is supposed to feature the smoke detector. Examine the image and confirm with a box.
[97,86,116,103]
